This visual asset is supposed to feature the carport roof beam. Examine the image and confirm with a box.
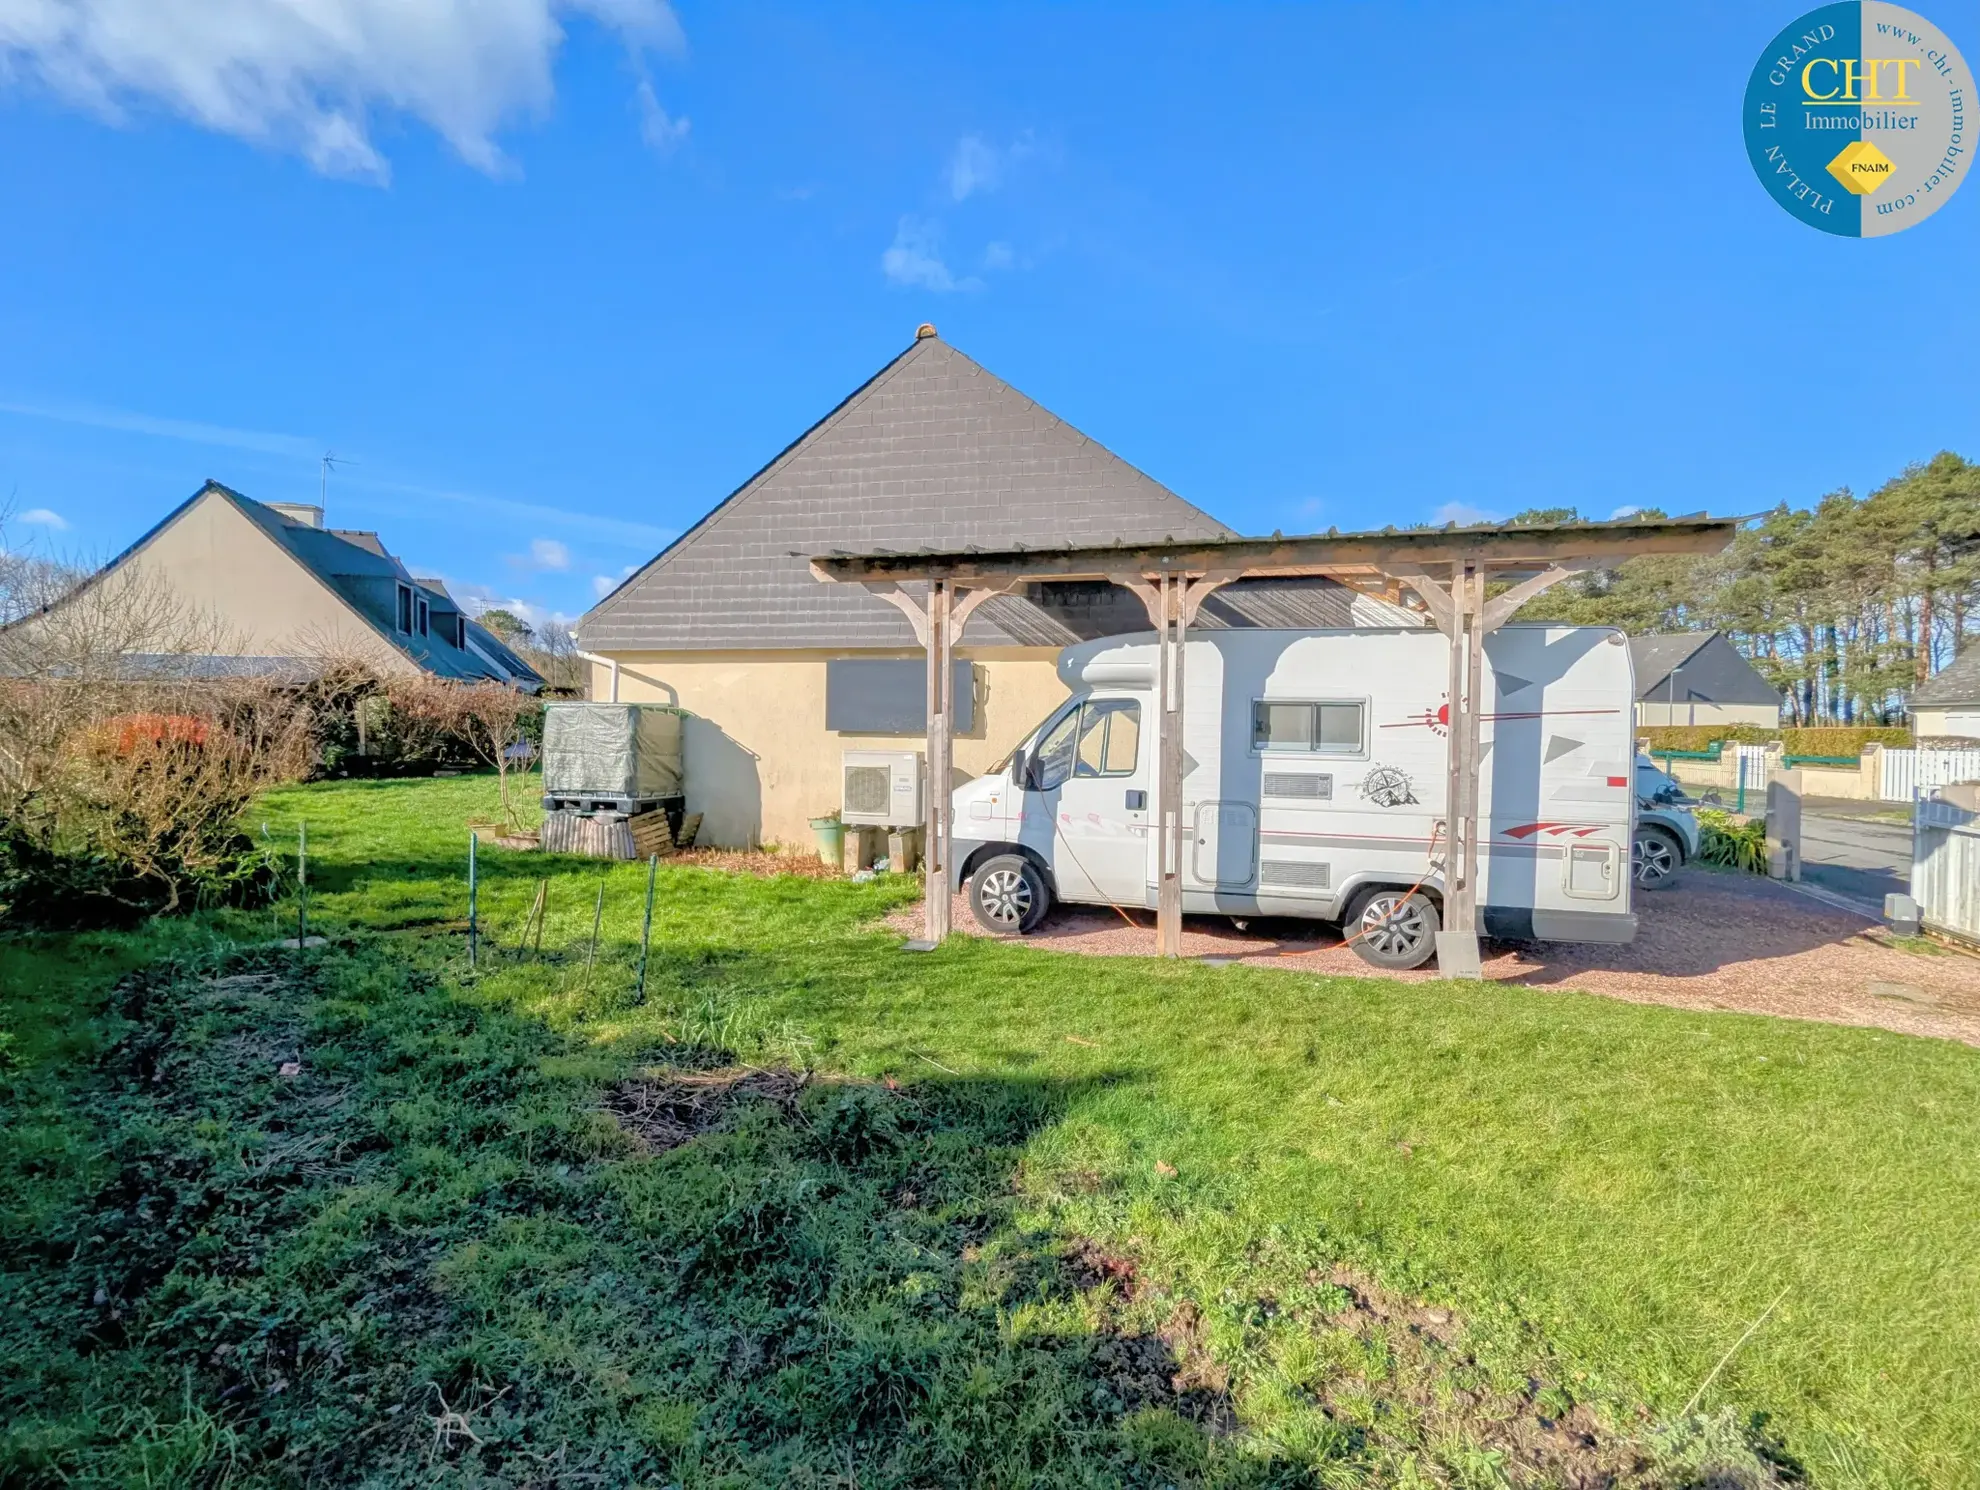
[806,515,1743,586]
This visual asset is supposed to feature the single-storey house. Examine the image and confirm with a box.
[1628,632,1780,728]
[576,327,1416,848]
[1911,647,1980,741]
[26,480,541,687]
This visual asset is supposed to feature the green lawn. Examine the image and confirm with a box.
[3,774,1977,1487]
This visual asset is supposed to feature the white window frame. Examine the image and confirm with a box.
[417,597,430,637]
[1249,697,1369,759]
[395,582,413,634]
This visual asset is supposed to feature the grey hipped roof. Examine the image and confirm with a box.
[579,333,1414,651]
[1627,633,1716,696]
[1627,631,1781,707]
[1914,645,1980,708]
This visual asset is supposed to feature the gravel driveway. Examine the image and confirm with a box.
[909,870,1980,1046]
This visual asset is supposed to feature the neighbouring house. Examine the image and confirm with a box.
[1629,632,1780,728]
[1910,647,1980,741]
[576,327,1417,848]
[18,480,542,688]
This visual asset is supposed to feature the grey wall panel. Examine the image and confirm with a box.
[826,659,975,734]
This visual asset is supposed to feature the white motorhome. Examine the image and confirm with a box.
[951,626,1640,969]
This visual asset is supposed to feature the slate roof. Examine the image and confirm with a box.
[579,333,1415,651]
[63,481,542,688]
[1626,633,1716,696]
[1913,644,1980,707]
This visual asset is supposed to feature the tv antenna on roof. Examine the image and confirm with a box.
[319,450,355,506]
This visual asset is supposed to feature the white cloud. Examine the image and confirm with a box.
[1432,501,1499,526]
[634,74,686,152]
[942,131,1033,202]
[591,573,617,599]
[1610,504,1642,519]
[981,240,1013,271]
[17,507,68,529]
[443,579,574,632]
[528,536,570,570]
[0,394,318,457]
[0,0,685,181]
[881,216,978,294]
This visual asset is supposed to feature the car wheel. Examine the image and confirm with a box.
[968,854,1051,935]
[1345,888,1441,971]
[1632,825,1683,891]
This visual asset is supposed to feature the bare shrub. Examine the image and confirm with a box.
[0,551,314,923]
[382,675,541,825]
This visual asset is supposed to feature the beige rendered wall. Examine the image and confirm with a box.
[589,648,1072,847]
[1634,700,1779,728]
[118,490,409,671]
[1915,707,1980,740]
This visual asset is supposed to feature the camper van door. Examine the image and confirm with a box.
[1027,693,1150,904]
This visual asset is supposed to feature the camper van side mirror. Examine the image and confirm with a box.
[1008,748,1028,786]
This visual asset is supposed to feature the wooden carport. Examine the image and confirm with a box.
[811,517,1739,974]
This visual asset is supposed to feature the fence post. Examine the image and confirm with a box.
[582,879,605,992]
[296,822,308,947]
[634,854,658,1004]
[467,832,478,971]
[1765,769,1803,881]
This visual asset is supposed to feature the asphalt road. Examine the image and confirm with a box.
[1799,810,1911,911]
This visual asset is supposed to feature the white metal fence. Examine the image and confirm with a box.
[1914,795,1980,943]
[1878,747,1980,802]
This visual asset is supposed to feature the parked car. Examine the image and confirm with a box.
[1633,754,1700,890]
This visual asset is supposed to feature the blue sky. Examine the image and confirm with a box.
[1,1,1974,631]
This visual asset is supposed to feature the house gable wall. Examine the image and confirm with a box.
[591,647,1071,848]
[118,489,414,671]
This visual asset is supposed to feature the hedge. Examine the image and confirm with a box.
[1636,724,1912,757]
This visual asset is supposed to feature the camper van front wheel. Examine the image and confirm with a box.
[968,855,1052,935]
[1345,889,1440,971]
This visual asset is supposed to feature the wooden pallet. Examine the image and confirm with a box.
[541,809,702,860]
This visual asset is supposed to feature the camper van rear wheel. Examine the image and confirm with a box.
[1632,825,1682,890]
[968,855,1051,935]
[1345,888,1440,971]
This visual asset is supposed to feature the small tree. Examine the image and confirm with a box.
[477,608,535,646]
[384,676,541,826]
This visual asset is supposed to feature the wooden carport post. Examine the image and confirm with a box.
[1111,568,1237,958]
[1398,557,1598,978]
[867,578,1016,948]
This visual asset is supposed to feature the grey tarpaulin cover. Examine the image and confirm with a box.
[542,704,684,798]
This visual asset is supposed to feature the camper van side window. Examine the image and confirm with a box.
[1251,700,1365,756]
[1074,699,1140,778]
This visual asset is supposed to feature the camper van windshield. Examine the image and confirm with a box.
[995,695,1083,778]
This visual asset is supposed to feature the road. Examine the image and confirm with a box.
[1799,806,1910,912]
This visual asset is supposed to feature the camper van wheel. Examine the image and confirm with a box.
[1632,826,1682,890]
[1345,888,1440,971]
[968,855,1051,935]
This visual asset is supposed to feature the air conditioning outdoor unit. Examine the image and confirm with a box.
[842,749,924,827]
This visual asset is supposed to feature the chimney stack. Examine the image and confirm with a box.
[268,502,324,528]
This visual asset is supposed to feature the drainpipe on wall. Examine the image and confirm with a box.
[576,651,620,702]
